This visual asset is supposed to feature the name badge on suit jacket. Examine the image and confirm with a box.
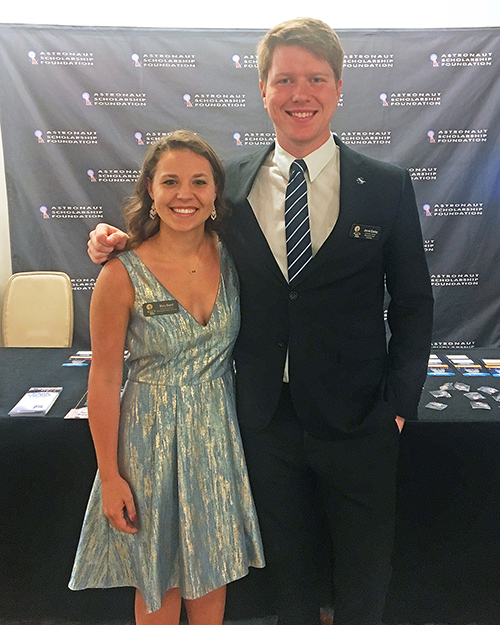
[349,224,381,240]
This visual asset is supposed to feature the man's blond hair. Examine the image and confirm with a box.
[257,17,344,85]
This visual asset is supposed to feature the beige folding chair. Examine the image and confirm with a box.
[2,271,74,347]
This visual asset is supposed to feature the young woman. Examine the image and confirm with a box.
[69,131,264,625]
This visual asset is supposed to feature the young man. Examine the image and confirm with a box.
[88,18,433,625]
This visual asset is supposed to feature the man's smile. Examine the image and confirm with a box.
[287,111,316,118]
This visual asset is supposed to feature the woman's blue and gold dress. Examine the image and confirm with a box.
[69,242,264,613]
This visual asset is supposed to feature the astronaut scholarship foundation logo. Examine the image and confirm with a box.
[409,167,437,181]
[423,239,434,252]
[82,92,147,106]
[344,54,394,68]
[134,131,180,145]
[424,203,484,217]
[432,340,476,349]
[430,273,480,287]
[87,169,140,183]
[183,93,246,107]
[39,205,104,219]
[430,52,493,67]
[71,278,96,291]
[231,54,258,69]
[339,131,391,145]
[28,50,94,65]
[232,131,276,146]
[131,52,196,68]
[427,129,488,143]
[380,92,441,106]
[34,130,98,145]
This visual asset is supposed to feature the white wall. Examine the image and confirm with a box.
[0,124,11,311]
[1,0,499,336]
[2,0,499,29]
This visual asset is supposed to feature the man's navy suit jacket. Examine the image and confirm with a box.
[222,137,434,440]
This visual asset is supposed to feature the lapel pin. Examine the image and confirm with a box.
[356,177,366,184]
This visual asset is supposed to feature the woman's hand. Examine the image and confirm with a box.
[101,476,138,534]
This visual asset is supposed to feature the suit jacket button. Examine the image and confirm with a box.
[289,290,298,301]
[277,340,285,348]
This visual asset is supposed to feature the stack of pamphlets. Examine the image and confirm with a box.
[8,387,63,416]
[62,350,130,366]
[62,351,92,366]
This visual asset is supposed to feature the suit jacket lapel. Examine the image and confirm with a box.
[228,144,272,205]
[227,144,288,284]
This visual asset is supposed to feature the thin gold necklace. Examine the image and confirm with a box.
[164,235,207,275]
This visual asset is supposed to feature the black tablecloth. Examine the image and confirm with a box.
[1,348,499,624]
[0,347,89,419]
[0,348,134,620]
[419,349,500,422]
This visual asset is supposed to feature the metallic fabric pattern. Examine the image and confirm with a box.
[69,242,264,613]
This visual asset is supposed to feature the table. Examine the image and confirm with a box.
[418,349,500,422]
[0,347,134,621]
[1,348,499,624]
[0,347,89,419]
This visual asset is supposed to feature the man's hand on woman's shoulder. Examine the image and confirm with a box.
[88,223,129,264]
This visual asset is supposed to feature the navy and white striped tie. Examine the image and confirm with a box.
[285,159,312,283]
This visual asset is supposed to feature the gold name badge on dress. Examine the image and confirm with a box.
[143,301,179,316]
[349,224,381,240]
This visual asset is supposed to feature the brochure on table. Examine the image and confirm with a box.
[8,387,63,416]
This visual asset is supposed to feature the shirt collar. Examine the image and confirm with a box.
[274,134,338,183]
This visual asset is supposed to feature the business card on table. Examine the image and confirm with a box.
[8,387,63,416]
[429,389,452,398]
[470,401,491,410]
[425,401,448,411]
[477,386,499,395]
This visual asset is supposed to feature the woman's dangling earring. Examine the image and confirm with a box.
[210,204,217,221]
[149,202,157,220]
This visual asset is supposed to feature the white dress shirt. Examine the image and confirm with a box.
[247,134,341,380]
[248,134,340,279]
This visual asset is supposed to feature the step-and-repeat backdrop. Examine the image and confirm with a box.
[0,25,499,347]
